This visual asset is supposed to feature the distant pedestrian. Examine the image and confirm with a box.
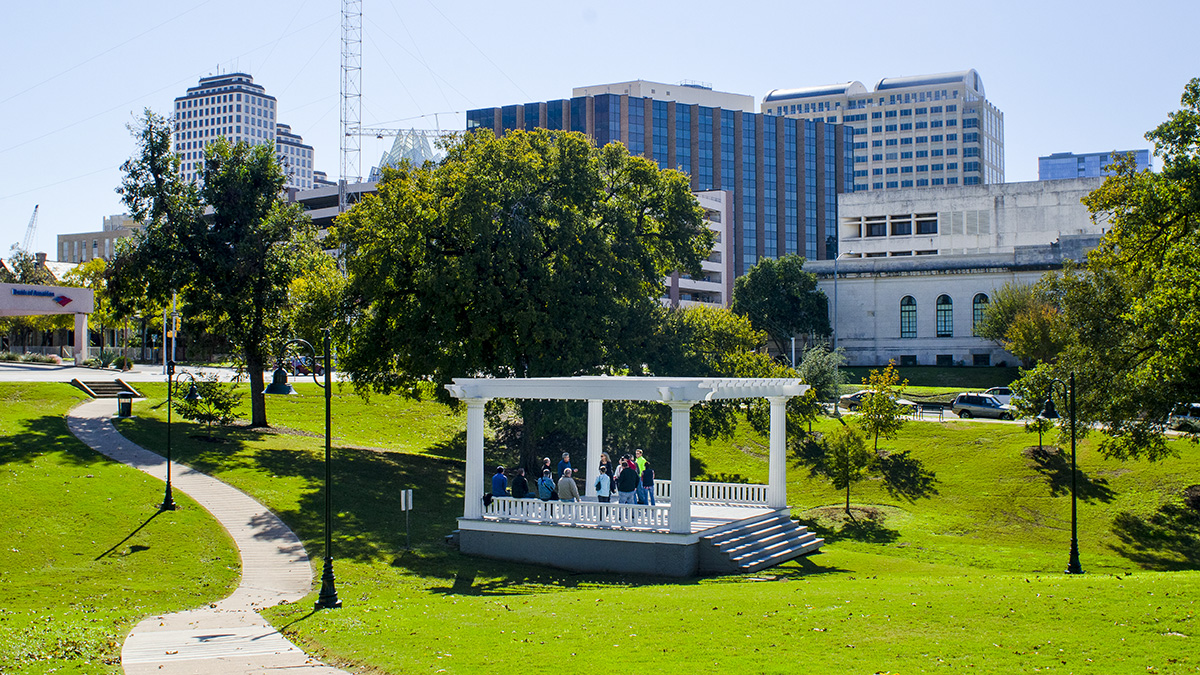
[635,448,647,474]
[537,469,557,501]
[595,465,613,502]
[511,467,530,499]
[616,456,640,504]
[640,460,655,506]
[599,452,612,477]
[491,466,507,497]
[557,452,572,479]
[557,468,581,503]
[542,456,553,478]
[634,451,649,504]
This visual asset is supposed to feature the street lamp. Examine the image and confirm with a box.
[1038,371,1083,575]
[163,361,202,511]
[264,328,341,609]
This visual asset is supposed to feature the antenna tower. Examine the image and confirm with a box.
[340,0,362,213]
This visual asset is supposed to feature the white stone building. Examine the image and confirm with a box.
[665,190,730,308]
[809,178,1107,367]
[172,73,317,191]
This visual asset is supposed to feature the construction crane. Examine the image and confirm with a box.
[11,205,38,253]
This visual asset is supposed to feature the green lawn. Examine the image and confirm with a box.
[842,365,1019,390]
[0,384,238,674]
[106,383,1200,673]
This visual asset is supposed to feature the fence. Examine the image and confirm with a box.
[653,481,768,505]
[483,497,671,530]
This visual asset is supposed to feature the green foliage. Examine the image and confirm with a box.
[795,343,847,402]
[976,280,1067,365]
[97,348,118,368]
[174,372,243,428]
[857,362,909,452]
[823,424,874,514]
[334,129,711,468]
[3,249,54,285]
[110,110,320,427]
[730,254,830,355]
[1013,79,1200,460]
[286,252,346,349]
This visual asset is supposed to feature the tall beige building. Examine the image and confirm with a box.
[58,214,141,263]
[763,69,1003,192]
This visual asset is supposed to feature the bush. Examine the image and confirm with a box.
[98,349,118,368]
[0,352,19,362]
[173,371,242,428]
[113,355,133,371]
[81,357,100,368]
[22,353,59,364]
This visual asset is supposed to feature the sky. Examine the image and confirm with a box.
[2,0,1197,257]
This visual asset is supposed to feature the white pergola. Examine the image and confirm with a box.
[445,376,809,534]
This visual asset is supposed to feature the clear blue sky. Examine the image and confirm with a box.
[2,0,1197,256]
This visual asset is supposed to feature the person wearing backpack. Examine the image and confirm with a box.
[615,456,640,504]
[537,468,557,501]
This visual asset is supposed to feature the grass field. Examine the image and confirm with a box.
[0,384,238,674]
[102,382,1200,673]
[841,365,1019,391]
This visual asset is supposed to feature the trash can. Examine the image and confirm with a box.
[116,392,134,418]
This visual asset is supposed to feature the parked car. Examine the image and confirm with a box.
[951,393,1016,420]
[838,389,918,414]
[984,386,1013,405]
[1168,403,1200,432]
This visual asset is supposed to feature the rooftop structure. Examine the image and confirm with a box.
[1038,150,1151,180]
[764,69,1003,192]
[58,213,141,263]
[573,79,755,111]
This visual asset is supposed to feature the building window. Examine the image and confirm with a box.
[973,293,989,333]
[900,296,917,338]
[936,295,953,337]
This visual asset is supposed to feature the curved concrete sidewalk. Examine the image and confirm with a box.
[67,399,347,674]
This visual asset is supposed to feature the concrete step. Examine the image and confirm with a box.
[699,513,824,574]
[72,379,141,399]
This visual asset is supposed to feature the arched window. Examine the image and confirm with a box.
[973,293,989,334]
[900,296,917,338]
[936,295,953,337]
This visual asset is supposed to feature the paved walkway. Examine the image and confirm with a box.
[67,399,348,674]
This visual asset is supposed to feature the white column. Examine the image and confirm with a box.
[462,398,488,520]
[668,401,694,534]
[73,313,87,364]
[767,396,788,509]
[585,399,603,498]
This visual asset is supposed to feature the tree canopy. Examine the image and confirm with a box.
[333,128,712,397]
[1015,78,1200,460]
[110,110,320,427]
[731,254,830,356]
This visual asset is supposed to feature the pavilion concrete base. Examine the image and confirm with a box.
[458,519,703,577]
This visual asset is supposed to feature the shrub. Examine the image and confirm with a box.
[173,371,242,428]
[98,349,118,368]
[0,352,20,362]
[113,355,133,371]
[81,357,100,368]
[22,353,59,364]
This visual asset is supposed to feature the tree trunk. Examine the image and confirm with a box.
[247,350,268,427]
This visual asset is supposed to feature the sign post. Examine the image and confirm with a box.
[399,489,413,550]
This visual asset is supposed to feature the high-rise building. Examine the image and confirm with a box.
[467,87,854,290]
[1038,150,1151,180]
[763,69,1004,192]
[172,73,317,190]
[57,213,141,263]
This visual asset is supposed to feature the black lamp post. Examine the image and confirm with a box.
[1039,371,1083,575]
[265,328,341,609]
[163,360,202,511]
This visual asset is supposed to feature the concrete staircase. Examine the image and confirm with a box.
[71,379,141,399]
[699,511,824,574]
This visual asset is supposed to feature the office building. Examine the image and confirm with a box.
[573,79,754,111]
[467,86,854,289]
[807,178,1107,366]
[58,213,141,263]
[172,73,318,191]
[1038,150,1151,180]
[763,70,1004,192]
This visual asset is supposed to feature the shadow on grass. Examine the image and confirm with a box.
[1109,503,1200,571]
[95,510,164,559]
[796,507,901,545]
[1024,446,1116,503]
[876,449,939,502]
[0,414,106,468]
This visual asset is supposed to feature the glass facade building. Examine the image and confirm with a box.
[1038,150,1151,180]
[468,93,854,277]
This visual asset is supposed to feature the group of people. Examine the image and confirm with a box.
[488,449,656,506]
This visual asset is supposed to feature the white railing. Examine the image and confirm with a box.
[654,481,768,505]
[483,497,671,530]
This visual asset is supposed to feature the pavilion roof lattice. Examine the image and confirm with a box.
[445,376,809,403]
